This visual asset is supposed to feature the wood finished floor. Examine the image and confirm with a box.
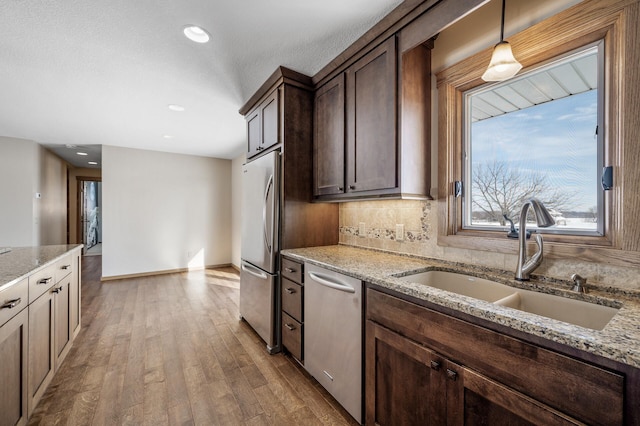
[28,256,358,426]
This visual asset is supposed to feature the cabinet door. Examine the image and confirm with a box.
[314,73,345,196]
[366,320,446,426]
[246,108,261,157]
[70,252,81,339]
[0,308,28,426]
[456,367,584,425]
[28,290,55,416]
[260,88,279,150]
[54,277,71,370]
[346,36,397,194]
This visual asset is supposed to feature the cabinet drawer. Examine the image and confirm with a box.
[282,258,303,284]
[281,278,302,321]
[282,312,302,361]
[0,277,28,327]
[28,265,56,304]
[54,253,73,282]
[367,288,624,426]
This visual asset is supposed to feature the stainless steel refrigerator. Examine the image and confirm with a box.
[240,150,281,353]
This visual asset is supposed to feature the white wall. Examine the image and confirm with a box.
[102,145,232,278]
[231,153,246,269]
[0,137,39,246]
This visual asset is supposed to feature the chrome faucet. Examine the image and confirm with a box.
[514,198,555,281]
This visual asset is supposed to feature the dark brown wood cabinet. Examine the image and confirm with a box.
[313,35,433,201]
[346,36,398,195]
[281,256,304,362]
[246,88,280,158]
[314,73,345,197]
[366,287,634,425]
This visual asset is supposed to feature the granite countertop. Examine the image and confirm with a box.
[281,245,640,369]
[0,245,83,291]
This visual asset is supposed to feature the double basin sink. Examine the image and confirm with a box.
[398,270,619,331]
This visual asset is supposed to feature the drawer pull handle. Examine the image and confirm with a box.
[61,264,71,270]
[284,323,296,331]
[52,286,63,294]
[430,360,440,370]
[38,277,53,285]
[1,298,22,309]
[446,369,458,381]
[285,288,296,294]
[349,185,356,190]
[284,267,296,273]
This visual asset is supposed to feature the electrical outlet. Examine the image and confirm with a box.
[396,224,404,241]
[358,222,366,237]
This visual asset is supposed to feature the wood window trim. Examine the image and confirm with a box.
[436,0,640,267]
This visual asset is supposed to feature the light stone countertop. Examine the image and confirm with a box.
[281,245,640,369]
[0,245,83,291]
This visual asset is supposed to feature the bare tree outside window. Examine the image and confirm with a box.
[471,161,575,226]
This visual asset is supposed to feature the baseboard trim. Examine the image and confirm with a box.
[101,263,234,281]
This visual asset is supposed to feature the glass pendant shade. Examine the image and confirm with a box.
[482,42,522,82]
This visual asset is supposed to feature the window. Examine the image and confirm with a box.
[463,43,604,236]
[435,0,640,266]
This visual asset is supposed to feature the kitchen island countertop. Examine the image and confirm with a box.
[282,245,640,369]
[0,245,83,291]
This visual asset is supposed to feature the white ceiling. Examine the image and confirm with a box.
[0,0,403,167]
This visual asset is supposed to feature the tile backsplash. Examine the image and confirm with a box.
[339,200,640,291]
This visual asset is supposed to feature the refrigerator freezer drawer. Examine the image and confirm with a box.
[239,261,279,352]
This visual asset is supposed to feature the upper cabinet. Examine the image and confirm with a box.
[314,74,345,196]
[246,88,280,158]
[313,35,433,201]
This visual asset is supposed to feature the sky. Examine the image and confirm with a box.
[469,89,598,213]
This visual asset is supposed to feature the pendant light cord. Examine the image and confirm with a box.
[500,0,506,42]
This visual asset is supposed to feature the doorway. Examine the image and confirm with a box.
[78,178,102,255]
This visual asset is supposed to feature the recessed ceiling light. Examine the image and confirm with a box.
[163,135,173,139]
[88,161,98,165]
[77,152,88,156]
[183,25,210,43]
[168,104,185,112]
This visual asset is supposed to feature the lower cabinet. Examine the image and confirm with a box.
[28,288,55,416]
[366,288,629,426]
[54,275,72,369]
[0,308,29,426]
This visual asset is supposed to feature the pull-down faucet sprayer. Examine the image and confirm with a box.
[514,198,555,281]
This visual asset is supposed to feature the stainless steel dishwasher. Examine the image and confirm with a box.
[304,263,362,424]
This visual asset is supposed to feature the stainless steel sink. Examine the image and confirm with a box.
[399,270,619,331]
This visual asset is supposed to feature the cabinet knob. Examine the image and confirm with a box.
[38,277,53,285]
[52,286,63,294]
[284,323,296,331]
[349,185,356,190]
[338,186,343,191]
[430,360,441,370]
[61,264,71,270]
[446,369,458,381]
[285,288,296,294]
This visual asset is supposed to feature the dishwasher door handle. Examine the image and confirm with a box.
[308,272,355,293]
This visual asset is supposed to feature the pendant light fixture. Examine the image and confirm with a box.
[481,0,522,82]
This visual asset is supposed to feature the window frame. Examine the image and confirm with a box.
[461,42,605,237]
[436,0,640,266]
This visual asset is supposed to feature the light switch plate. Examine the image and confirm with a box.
[396,224,404,241]
[359,222,366,237]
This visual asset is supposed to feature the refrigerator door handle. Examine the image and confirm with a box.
[262,174,274,254]
[241,262,268,280]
